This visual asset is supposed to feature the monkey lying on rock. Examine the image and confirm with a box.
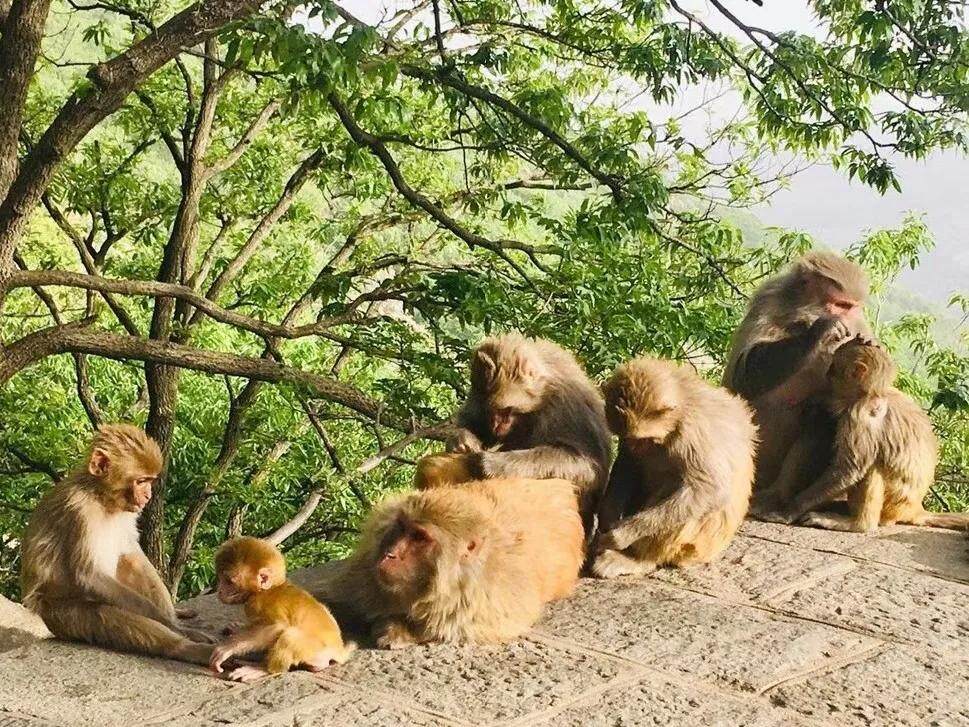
[755,338,969,531]
[317,477,584,648]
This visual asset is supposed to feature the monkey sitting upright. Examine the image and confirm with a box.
[591,358,757,579]
[320,477,584,648]
[20,424,214,664]
[415,333,610,533]
[757,339,969,531]
[210,537,354,682]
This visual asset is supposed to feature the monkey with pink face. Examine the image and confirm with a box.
[723,251,874,514]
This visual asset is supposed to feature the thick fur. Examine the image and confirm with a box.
[213,537,353,676]
[593,359,756,577]
[443,333,611,528]
[323,478,584,646]
[723,251,870,493]
[20,425,210,664]
[782,344,964,532]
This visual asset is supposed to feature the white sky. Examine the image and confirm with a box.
[340,1,967,303]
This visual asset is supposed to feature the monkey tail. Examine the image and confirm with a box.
[916,511,969,531]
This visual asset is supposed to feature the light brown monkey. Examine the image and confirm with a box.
[20,425,214,664]
[591,358,756,578]
[756,340,968,531]
[723,251,872,505]
[209,537,354,683]
[322,478,583,648]
[415,334,610,532]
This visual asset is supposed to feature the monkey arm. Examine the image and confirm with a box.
[601,483,708,552]
[785,447,876,521]
[477,445,598,488]
[210,622,284,673]
[596,447,641,534]
[116,551,177,624]
[80,570,180,626]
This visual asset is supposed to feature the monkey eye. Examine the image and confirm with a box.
[832,300,855,311]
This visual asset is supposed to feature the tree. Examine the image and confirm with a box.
[0,0,966,597]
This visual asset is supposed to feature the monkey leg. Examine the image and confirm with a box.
[116,552,177,624]
[40,600,213,665]
[590,549,657,579]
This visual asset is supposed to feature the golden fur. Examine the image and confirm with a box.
[594,358,756,577]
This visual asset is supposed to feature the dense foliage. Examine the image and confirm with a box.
[0,0,966,598]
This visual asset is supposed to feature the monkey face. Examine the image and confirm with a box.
[215,572,252,604]
[214,537,287,603]
[376,519,439,595]
[473,340,547,439]
[89,448,160,513]
[804,271,863,327]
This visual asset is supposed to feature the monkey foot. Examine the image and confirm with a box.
[374,622,420,650]
[223,665,269,683]
[590,550,656,579]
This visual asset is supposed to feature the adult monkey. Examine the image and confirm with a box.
[723,251,871,510]
[20,425,214,664]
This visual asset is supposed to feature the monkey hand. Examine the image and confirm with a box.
[748,502,797,525]
[374,620,420,650]
[447,428,483,454]
[817,318,854,354]
[209,644,237,673]
[175,606,198,620]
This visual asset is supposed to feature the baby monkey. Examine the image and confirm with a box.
[765,338,968,531]
[211,537,354,682]
[592,358,756,578]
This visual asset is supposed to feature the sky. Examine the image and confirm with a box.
[340,1,967,304]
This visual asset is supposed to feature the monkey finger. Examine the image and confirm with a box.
[181,626,216,644]
[175,607,198,620]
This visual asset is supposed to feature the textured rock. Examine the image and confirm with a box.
[1,522,967,726]
[0,596,50,653]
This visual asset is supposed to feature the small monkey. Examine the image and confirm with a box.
[210,537,354,683]
[20,425,213,664]
[592,358,756,578]
[758,340,968,531]
[321,478,584,648]
[416,334,610,532]
[723,251,871,500]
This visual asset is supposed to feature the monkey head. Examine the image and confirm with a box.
[214,537,286,604]
[828,338,896,398]
[602,358,682,454]
[472,334,549,439]
[86,424,162,514]
[370,494,485,603]
[793,251,869,328]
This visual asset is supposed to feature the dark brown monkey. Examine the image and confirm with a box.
[320,478,584,647]
[756,340,968,531]
[415,334,610,531]
[723,251,871,504]
[591,358,756,578]
[20,425,214,664]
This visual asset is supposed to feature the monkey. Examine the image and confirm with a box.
[754,339,969,531]
[414,333,611,532]
[590,358,757,578]
[20,424,214,665]
[209,537,354,683]
[320,477,584,648]
[723,251,872,508]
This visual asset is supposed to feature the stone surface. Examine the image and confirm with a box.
[1,522,967,726]
[0,596,49,653]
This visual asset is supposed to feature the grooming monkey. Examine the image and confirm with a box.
[321,478,584,648]
[20,425,213,664]
[210,537,354,682]
[591,358,756,578]
[723,251,872,505]
[415,334,610,531]
[757,339,968,531]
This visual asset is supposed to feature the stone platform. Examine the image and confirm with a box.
[1,521,967,726]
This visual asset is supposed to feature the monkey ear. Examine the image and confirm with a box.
[88,448,110,477]
[256,568,274,590]
[852,360,869,379]
[475,351,497,381]
[463,539,479,559]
